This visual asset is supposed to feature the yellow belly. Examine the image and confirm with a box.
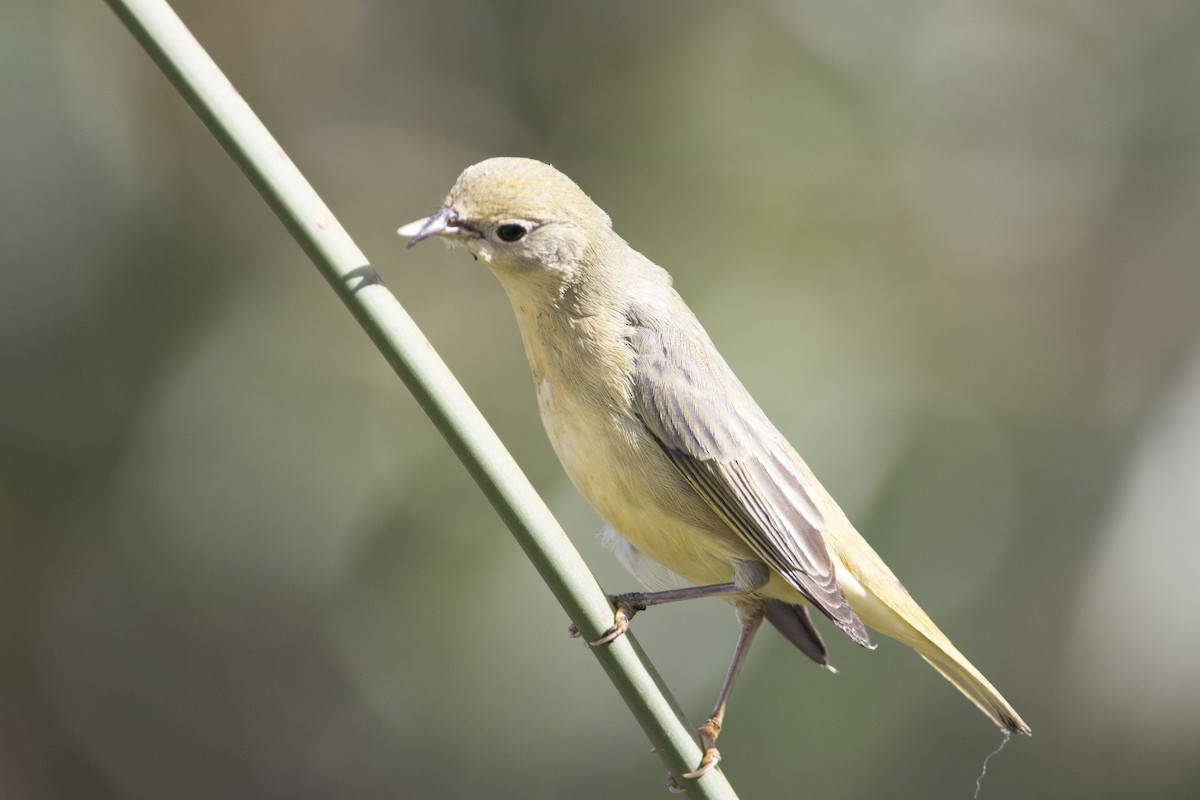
[537,375,772,591]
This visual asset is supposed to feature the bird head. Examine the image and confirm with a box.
[398,157,612,276]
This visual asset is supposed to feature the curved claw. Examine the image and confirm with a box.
[681,747,721,779]
[666,773,687,793]
[590,606,633,646]
[567,602,640,646]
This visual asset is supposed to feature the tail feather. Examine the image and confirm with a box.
[832,557,1031,735]
[915,638,1031,735]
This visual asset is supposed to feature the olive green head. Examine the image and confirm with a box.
[398,157,612,272]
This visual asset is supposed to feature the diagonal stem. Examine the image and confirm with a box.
[100,0,740,797]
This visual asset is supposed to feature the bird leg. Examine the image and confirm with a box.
[682,602,765,779]
[568,582,741,646]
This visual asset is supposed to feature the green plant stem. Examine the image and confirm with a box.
[101,0,739,796]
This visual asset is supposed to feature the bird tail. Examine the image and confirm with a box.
[911,632,1031,735]
[833,555,1031,735]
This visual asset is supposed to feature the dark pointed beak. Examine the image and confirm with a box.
[397,206,460,248]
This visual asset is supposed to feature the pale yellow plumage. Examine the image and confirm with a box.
[400,157,1030,772]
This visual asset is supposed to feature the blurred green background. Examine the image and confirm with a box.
[4,0,1200,797]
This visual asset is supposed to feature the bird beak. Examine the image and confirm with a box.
[397,206,462,248]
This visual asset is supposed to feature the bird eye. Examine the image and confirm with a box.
[496,223,528,242]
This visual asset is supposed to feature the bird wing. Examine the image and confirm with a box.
[627,318,871,647]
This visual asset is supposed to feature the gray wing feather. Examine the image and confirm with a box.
[764,600,830,666]
[627,317,871,647]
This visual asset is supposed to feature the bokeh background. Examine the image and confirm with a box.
[4,1,1200,797]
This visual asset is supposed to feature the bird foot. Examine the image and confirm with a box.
[681,747,721,779]
[681,717,723,779]
[566,594,648,646]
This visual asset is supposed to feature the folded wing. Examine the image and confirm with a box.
[627,318,871,647]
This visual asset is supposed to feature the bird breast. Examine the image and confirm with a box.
[522,309,754,588]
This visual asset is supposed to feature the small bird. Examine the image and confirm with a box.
[399,157,1030,779]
